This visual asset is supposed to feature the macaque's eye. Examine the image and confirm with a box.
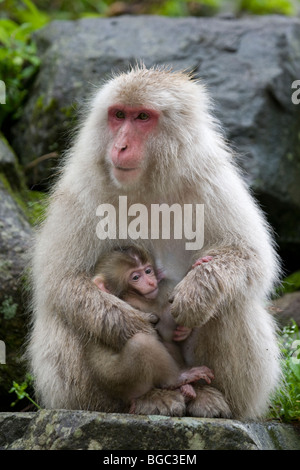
[137,112,149,121]
[115,110,125,119]
[145,266,153,275]
[131,273,141,282]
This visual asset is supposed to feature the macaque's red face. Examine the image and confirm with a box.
[108,106,160,184]
[127,264,158,299]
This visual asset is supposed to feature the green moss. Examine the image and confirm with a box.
[60,104,77,119]
[0,172,47,226]
[33,95,58,119]
[25,190,48,225]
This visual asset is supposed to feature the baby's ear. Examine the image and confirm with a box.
[92,275,110,293]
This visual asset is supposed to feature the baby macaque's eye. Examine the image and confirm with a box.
[145,266,153,275]
[131,273,140,281]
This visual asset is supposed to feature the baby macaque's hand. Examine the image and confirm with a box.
[191,255,213,269]
[147,312,159,326]
[173,325,192,342]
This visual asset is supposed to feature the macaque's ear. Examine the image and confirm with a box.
[93,275,111,293]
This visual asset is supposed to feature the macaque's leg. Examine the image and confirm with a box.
[170,366,215,390]
[186,385,232,419]
[132,388,186,416]
[90,332,185,404]
[180,384,196,400]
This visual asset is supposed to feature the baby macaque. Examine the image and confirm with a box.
[92,246,214,410]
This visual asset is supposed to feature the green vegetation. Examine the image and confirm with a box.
[270,321,300,422]
[0,0,48,125]
[10,374,41,409]
[0,0,299,125]
[241,0,295,15]
[280,270,300,294]
[0,296,18,320]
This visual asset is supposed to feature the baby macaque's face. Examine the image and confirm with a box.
[127,264,158,299]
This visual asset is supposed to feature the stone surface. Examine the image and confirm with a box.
[273,291,300,326]
[0,176,32,407]
[0,410,299,450]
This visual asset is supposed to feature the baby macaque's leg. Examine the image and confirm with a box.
[180,384,196,400]
[166,366,215,390]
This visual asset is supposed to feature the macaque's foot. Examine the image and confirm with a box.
[178,366,215,387]
[192,256,213,269]
[186,385,232,418]
[173,325,192,342]
[133,388,186,416]
[180,384,196,400]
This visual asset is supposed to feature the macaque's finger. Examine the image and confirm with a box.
[192,255,213,269]
[147,313,159,325]
[173,326,192,342]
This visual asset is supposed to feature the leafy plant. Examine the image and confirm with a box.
[0,296,18,320]
[240,0,295,15]
[0,0,49,125]
[269,321,300,422]
[9,373,41,410]
[280,271,300,295]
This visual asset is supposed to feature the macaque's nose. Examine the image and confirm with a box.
[115,142,127,151]
[148,278,157,288]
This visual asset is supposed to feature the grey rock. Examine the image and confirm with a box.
[1,410,299,450]
[0,179,31,305]
[0,134,24,190]
[273,291,300,326]
[10,15,300,262]
[0,180,32,404]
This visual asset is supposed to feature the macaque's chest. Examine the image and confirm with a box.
[151,238,195,287]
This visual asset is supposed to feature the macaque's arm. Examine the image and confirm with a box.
[51,273,157,350]
[170,245,257,328]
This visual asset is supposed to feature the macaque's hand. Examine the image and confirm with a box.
[169,255,219,328]
[146,312,159,326]
[173,325,192,342]
[192,256,213,269]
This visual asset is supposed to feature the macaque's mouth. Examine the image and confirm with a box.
[114,166,138,172]
[144,287,158,299]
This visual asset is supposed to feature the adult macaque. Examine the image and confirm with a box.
[28,65,280,418]
[91,246,214,408]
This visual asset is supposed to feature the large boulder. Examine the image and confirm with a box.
[0,135,33,409]
[10,15,300,270]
